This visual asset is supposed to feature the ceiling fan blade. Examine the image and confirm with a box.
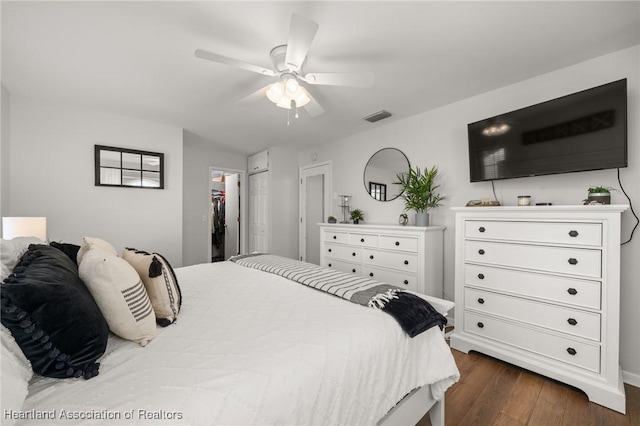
[195,49,276,76]
[285,14,319,72]
[301,72,375,88]
[303,90,325,117]
[236,84,271,105]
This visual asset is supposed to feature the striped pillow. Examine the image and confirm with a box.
[123,248,182,327]
[78,247,157,346]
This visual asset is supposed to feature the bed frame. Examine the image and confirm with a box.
[378,324,452,426]
[378,386,444,426]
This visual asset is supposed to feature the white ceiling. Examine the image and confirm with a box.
[2,1,639,156]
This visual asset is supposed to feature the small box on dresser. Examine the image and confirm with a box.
[319,223,445,297]
[450,205,629,413]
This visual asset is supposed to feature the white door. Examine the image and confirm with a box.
[299,162,332,263]
[224,174,240,259]
[209,167,247,263]
[249,171,269,253]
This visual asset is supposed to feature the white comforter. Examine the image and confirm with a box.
[19,261,459,425]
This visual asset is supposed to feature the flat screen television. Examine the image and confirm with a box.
[468,79,627,182]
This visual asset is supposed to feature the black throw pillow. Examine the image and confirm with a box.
[1,244,109,379]
[49,241,81,266]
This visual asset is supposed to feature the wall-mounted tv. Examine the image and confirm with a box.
[468,79,627,182]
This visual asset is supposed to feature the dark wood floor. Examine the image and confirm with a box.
[417,348,640,426]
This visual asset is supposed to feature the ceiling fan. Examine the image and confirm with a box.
[195,14,374,118]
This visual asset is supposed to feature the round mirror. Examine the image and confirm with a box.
[363,148,410,201]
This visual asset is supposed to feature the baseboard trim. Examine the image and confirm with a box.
[622,370,640,388]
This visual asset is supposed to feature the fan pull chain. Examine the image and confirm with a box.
[287,108,290,126]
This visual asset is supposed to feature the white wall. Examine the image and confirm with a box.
[267,146,300,259]
[8,96,184,266]
[0,85,10,220]
[298,45,640,382]
[182,130,247,266]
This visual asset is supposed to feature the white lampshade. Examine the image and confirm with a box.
[267,77,311,111]
[276,97,292,109]
[294,88,311,107]
[266,82,284,103]
[2,217,47,240]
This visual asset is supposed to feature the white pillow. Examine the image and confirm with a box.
[0,237,46,280]
[1,325,33,424]
[76,236,118,265]
[78,247,157,346]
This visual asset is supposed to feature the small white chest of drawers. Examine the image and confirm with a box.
[450,205,628,413]
[319,224,444,297]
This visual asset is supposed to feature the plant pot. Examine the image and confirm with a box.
[415,212,429,227]
[353,219,360,224]
[588,192,611,205]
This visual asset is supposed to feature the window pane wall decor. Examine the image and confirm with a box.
[95,145,164,189]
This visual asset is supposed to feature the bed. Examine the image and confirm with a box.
[1,238,459,426]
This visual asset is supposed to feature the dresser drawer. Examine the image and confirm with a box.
[464,287,601,341]
[323,230,349,244]
[348,233,378,247]
[363,249,418,273]
[379,235,419,252]
[464,264,601,310]
[325,244,362,261]
[465,221,602,247]
[465,240,601,278]
[464,311,600,373]
[325,258,361,275]
[364,266,417,291]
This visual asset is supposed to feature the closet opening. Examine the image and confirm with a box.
[209,167,245,263]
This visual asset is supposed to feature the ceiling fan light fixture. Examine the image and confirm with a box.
[266,82,285,103]
[294,88,311,107]
[276,97,292,109]
[267,77,310,109]
[285,78,300,94]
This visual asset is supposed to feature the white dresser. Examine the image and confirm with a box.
[450,205,628,413]
[319,224,444,297]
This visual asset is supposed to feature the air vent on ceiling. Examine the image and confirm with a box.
[363,110,392,123]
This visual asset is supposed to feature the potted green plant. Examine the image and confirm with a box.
[327,216,337,224]
[394,165,444,226]
[349,209,364,224]
[587,186,615,205]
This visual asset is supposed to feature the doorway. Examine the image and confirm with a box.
[299,162,332,264]
[209,167,246,262]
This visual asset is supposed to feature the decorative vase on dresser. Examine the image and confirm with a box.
[450,205,628,413]
[319,223,445,297]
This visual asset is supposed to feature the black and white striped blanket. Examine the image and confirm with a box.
[230,253,447,337]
